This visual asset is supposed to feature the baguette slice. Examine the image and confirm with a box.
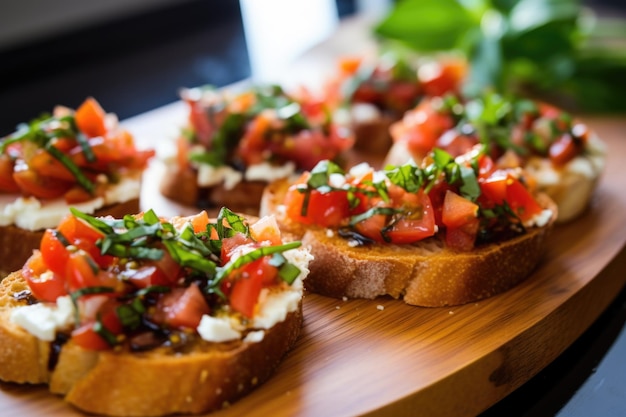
[0,270,302,416]
[261,178,557,307]
[0,209,310,416]
[0,198,139,276]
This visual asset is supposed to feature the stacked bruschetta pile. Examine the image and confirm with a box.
[0,49,606,416]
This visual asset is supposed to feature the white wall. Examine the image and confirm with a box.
[0,0,188,49]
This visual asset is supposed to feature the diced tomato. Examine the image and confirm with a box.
[441,190,479,229]
[221,233,253,264]
[28,149,76,182]
[187,210,210,233]
[338,56,362,75]
[0,155,20,193]
[477,155,496,180]
[40,229,71,276]
[63,185,96,204]
[269,126,354,171]
[284,173,351,227]
[249,215,282,245]
[549,133,579,166]
[504,177,544,221]
[150,248,182,284]
[479,172,509,205]
[384,192,436,244]
[74,97,108,138]
[229,260,267,318]
[436,131,476,158]
[21,252,68,302]
[237,113,273,166]
[418,58,467,97]
[480,173,543,221]
[72,304,123,351]
[65,251,119,291]
[57,215,113,268]
[445,217,480,251]
[12,165,72,199]
[353,212,386,242]
[154,284,210,329]
[390,99,454,154]
[427,180,455,226]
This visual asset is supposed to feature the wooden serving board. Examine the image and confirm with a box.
[1,110,625,417]
[2,15,626,414]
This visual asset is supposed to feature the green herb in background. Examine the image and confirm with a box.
[374,0,626,113]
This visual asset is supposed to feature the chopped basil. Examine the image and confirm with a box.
[215,207,249,238]
[214,241,302,285]
[44,142,94,193]
[268,252,301,285]
[69,208,116,234]
[93,319,119,347]
[52,230,71,247]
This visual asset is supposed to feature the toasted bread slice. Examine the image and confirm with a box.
[0,270,302,416]
[0,198,140,277]
[261,177,556,307]
[0,208,310,416]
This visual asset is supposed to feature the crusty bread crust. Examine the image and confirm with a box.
[0,270,302,416]
[261,178,556,307]
[0,198,140,277]
[159,163,266,216]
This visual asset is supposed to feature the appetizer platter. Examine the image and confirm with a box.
[2,16,626,417]
[1,105,625,417]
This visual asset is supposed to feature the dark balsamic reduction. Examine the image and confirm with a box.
[48,333,70,371]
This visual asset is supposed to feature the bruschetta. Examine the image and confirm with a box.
[385,93,606,222]
[323,53,467,154]
[261,147,556,307]
[0,98,155,275]
[159,84,354,214]
[0,207,311,416]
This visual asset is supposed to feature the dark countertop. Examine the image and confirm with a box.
[0,1,624,416]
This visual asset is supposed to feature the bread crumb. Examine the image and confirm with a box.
[326,228,334,238]
[200,369,209,383]
[376,305,384,311]
[449,311,454,315]
[342,296,348,301]
[335,306,340,310]
[216,388,223,396]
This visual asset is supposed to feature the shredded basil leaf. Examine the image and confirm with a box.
[214,241,302,286]
[93,319,119,347]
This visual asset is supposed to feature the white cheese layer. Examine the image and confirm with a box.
[525,133,606,223]
[10,295,75,341]
[197,246,312,343]
[196,161,296,189]
[0,174,141,231]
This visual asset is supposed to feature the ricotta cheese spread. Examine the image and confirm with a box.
[196,161,296,190]
[0,174,141,231]
[10,295,74,341]
[525,133,606,223]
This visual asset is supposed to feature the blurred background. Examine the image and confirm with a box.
[1,0,624,135]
